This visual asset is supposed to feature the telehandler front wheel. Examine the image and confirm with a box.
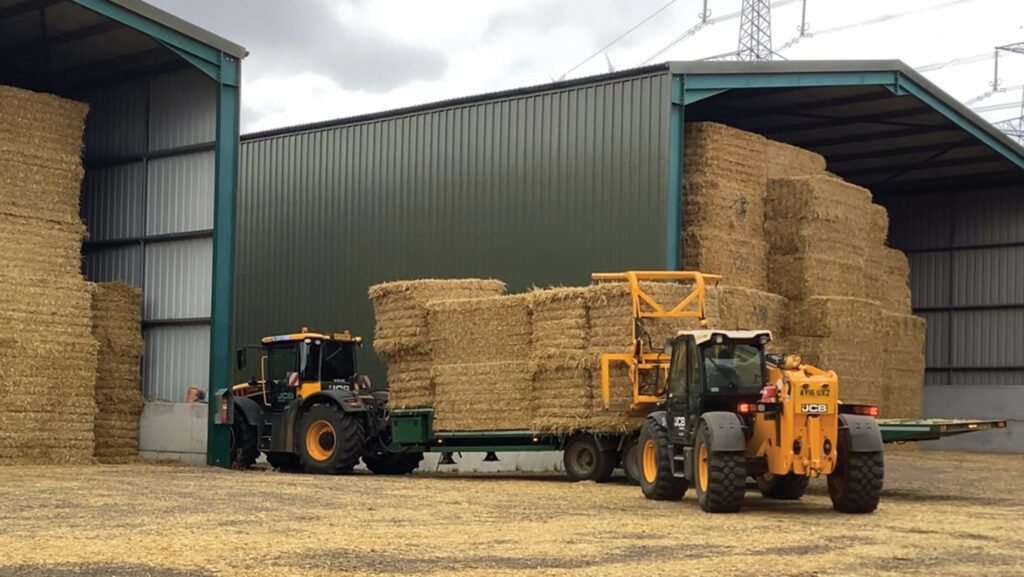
[637,420,686,500]
[757,473,809,500]
[694,423,746,513]
[297,404,364,475]
[828,444,884,513]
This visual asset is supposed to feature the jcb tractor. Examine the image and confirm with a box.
[593,271,884,513]
[228,328,423,475]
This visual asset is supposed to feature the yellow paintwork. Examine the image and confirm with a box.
[642,438,658,484]
[260,329,363,344]
[305,420,335,461]
[748,361,839,477]
[590,271,719,410]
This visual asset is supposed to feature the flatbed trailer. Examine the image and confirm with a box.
[878,418,1007,443]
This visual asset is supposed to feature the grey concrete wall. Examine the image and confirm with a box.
[920,385,1022,453]
[139,402,208,464]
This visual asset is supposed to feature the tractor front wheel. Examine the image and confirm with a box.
[563,435,616,482]
[694,423,746,513]
[828,440,884,513]
[757,473,810,500]
[297,404,364,475]
[637,420,686,500]
[229,417,258,470]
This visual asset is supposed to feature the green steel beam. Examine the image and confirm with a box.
[683,88,727,105]
[665,76,684,272]
[206,54,242,468]
[892,74,1024,171]
[682,71,900,91]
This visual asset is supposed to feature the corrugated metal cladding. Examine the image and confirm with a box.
[884,185,1024,389]
[80,67,217,402]
[235,72,673,384]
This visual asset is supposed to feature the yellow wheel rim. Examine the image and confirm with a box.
[305,420,336,461]
[642,439,658,484]
[698,443,709,492]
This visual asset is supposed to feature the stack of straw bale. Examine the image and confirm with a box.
[0,85,95,465]
[369,279,506,408]
[91,283,145,464]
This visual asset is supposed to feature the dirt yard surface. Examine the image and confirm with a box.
[1,450,1022,577]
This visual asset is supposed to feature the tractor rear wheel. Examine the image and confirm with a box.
[620,437,641,486]
[363,451,424,475]
[637,420,686,500]
[297,404,364,475]
[694,423,746,513]
[828,440,884,513]
[229,417,258,470]
[757,473,810,500]
[563,435,616,482]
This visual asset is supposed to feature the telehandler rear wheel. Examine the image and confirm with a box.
[828,441,884,513]
[229,417,258,470]
[638,420,686,500]
[694,423,745,513]
[563,435,616,482]
[297,404,364,475]
[757,473,809,500]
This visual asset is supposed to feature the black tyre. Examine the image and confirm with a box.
[563,435,616,482]
[266,452,301,472]
[637,420,686,500]
[620,437,641,486]
[828,441,884,514]
[694,423,746,513]
[362,451,424,475]
[297,404,364,475]
[757,473,810,500]
[229,417,258,470]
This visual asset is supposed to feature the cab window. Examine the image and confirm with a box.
[322,342,356,381]
[266,346,297,383]
[668,339,689,399]
[299,342,320,382]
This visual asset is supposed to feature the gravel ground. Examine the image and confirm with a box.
[1,450,1022,577]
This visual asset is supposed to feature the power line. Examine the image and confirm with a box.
[916,51,994,73]
[558,0,679,80]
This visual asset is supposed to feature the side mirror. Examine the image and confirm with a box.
[236,348,246,371]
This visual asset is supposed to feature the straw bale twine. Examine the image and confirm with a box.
[682,230,768,290]
[768,253,866,300]
[785,297,881,341]
[684,122,768,189]
[527,287,589,354]
[432,362,533,431]
[427,294,531,364]
[716,286,787,333]
[385,352,434,409]
[369,279,505,357]
[765,139,827,179]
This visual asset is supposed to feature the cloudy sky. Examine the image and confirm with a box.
[147,0,1024,135]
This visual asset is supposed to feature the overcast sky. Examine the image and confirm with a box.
[147,0,1024,135]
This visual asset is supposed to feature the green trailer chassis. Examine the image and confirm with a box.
[878,418,1008,443]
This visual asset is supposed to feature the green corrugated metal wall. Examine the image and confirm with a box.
[235,71,673,384]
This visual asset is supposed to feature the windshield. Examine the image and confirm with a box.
[267,345,297,383]
[322,342,356,381]
[702,343,764,395]
[299,342,320,382]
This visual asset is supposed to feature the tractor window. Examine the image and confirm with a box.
[322,342,356,382]
[266,346,297,383]
[702,344,764,395]
[299,342,321,382]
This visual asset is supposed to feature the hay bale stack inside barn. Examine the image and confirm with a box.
[0,85,96,465]
[90,282,144,464]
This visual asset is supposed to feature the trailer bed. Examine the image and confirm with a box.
[878,418,1007,443]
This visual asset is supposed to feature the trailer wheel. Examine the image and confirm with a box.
[637,420,686,500]
[297,404,364,475]
[266,452,301,472]
[694,423,746,513]
[563,435,616,482]
[828,440,884,513]
[229,416,258,470]
[757,473,809,500]
[363,451,424,475]
[620,437,641,486]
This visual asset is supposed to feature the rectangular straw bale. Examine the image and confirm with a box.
[765,175,873,223]
[865,203,890,247]
[385,352,434,409]
[0,273,93,330]
[716,286,787,333]
[865,246,912,313]
[528,287,590,355]
[765,139,827,178]
[764,219,870,259]
[0,85,89,171]
[684,122,768,189]
[778,336,883,405]
[877,310,925,418]
[0,215,86,277]
[369,279,506,356]
[427,294,531,364]
[682,230,768,290]
[0,158,85,225]
[682,182,765,235]
[786,297,881,341]
[432,362,533,431]
[585,281,719,353]
[530,355,593,433]
[768,253,866,300]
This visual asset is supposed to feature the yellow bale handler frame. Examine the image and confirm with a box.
[590,271,721,410]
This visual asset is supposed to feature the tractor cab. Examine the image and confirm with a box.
[663,330,771,445]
